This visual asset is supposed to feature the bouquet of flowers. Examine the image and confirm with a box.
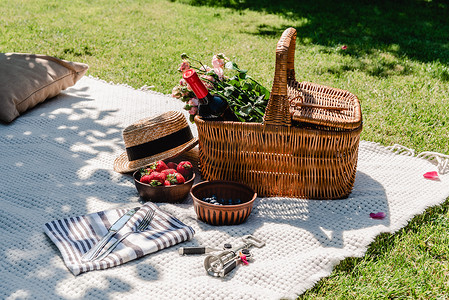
[171,53,270,123]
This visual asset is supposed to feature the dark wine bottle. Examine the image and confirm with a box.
[182,69,238,121]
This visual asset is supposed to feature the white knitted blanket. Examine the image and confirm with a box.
[2,76,449,300]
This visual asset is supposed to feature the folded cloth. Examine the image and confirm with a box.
[43,202,194,276]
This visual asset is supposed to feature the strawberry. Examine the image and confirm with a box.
[140,174,151,184]
[149,160,168,172]
[161,168,177,177]
[164,180,171,186]
[177,161,193,179]
[139,167,154,177]
[167,162,178,170]
[174,173,185,184]
[148,171,166,186]
[167,172,185,185]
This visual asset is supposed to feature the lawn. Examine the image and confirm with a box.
[1,0,449,298]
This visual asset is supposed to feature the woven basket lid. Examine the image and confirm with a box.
[114,111,198,174]
[288,81,362,130]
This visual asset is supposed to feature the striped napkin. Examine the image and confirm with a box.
[44,202,194,275]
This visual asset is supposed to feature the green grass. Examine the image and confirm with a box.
[2,0,449,298]
[300,200,449,299]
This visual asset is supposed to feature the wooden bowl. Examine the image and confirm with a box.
[190,180,257,226]
[133,171,195,203]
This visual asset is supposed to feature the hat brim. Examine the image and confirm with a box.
[113,137,199,174]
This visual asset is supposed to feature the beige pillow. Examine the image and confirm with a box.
[0,53,88,123]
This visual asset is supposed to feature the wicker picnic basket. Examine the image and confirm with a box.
[194,27,362,199]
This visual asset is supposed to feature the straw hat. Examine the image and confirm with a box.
[114,111,198,174]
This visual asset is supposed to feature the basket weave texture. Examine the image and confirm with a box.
[195,27,363,199]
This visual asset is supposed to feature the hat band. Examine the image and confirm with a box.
[125,126,193,162]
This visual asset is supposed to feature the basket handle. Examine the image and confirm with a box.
[264,27,297,127]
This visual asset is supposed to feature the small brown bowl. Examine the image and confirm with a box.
[190,180,257,226]
[133,171,195,203]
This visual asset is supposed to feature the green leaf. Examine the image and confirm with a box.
[238,111,248,117]
[224,86,235,97]
[229,78,239,86]
[255,95,267,106]
[242,81,253,91]
[254,106,265,116]
[240,103,254,116]
[238,72,248,80]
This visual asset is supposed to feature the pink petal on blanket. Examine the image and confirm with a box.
[423,171,439,181]
[370,212,386,219]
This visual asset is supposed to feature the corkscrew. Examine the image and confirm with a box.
[178,235,265,277]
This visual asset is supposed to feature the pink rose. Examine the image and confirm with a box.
[200,75,215,82]
[188,98,199,106]
[212,55,225,80]
[214,67,224,80]
[188,106,198,115]
[179,78,187,86]
[212,55,225,69]
[199,75,215,90]
[178,61,190,73]
[200,65,212,72]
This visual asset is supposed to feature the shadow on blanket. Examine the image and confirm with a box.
[1,87,152,298]
[191,172,389,249]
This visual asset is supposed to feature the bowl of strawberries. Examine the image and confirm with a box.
[133,160,195,203]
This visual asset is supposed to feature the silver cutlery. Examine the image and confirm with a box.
[82,207,140,262]
[94,208,156,261]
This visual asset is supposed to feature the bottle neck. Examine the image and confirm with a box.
[182,69,209,99]
[182,68,237,121]
[198,94,211,105]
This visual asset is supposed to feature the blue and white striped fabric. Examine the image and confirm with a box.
[44,202,194,275]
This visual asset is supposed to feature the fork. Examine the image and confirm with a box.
[93,208,156,261]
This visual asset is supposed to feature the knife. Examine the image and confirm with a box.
[82,207,140,261]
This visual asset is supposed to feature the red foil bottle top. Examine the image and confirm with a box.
[182,69,209,99]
